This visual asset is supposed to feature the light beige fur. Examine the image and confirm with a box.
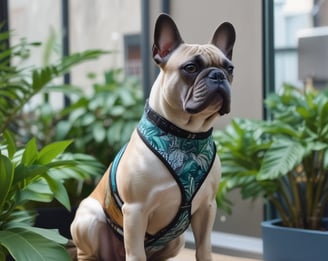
[71,14,235,261]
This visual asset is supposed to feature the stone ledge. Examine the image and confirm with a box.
[172,248,261,261]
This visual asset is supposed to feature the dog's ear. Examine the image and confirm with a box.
[152,14,184,65]
[211,22,236,61]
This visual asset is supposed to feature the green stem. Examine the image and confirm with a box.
[287,171,303,227]
[277,178,294,218]
[304,154,315,227]
[310,151,326,229]
[269,195,293,227]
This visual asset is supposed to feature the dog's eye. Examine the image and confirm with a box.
[183,63,199,74]
[227,65,234,75]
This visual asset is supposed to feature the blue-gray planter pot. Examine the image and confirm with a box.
[262,218,328,261]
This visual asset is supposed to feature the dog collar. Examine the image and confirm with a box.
[144,101,213,140]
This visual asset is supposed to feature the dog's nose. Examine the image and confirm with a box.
[208,69,226,82]
[205,69,230,116]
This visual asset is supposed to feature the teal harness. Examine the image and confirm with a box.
[106,102,216,252]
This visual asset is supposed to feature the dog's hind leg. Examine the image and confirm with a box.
[71,198,125,261]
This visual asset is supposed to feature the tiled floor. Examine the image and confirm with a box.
[172,248,261,261]
[68,242,261,260]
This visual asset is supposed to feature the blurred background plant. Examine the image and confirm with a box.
[0,26,108,260]
[10,27,144,166]
[56,69,144,165]
[14,69,144,207]
[215,84,328,231]
[7,26,144,205]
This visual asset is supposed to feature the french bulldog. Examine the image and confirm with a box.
[71,13,235,261]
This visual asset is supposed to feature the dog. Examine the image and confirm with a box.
[71,13,235,261]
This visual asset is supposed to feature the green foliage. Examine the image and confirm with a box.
[19,69,144,165]
[56,69,144,164]
[0,28,105,260]
[0,29,109,134]
[0,227,70,261]
[215,85,328,230]
[0,134,79,260]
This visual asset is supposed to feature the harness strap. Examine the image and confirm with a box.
[104,145,127,239]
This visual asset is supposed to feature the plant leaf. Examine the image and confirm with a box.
[4,210,36,228]
[37,140,72,164]
[0,154,14,211]
[257,139,305,180]
[0,228,70,261]
[22,138,38,165]
[93,122,106,143]
[17,181,53,204]
[44,174,71,210]
[10,226,68,245]
[55,121,72,140]
[13,164,49,186]
[3,130,16,159]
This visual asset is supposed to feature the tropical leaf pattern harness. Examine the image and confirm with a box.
[105,101,216,252]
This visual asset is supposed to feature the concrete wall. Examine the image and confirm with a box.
[70,0,141,93]
[9,0,141,95]
[318,0,328,26]
[9,0,63,109]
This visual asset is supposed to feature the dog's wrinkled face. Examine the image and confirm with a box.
[152,14,236,117]
[161,44,234,115]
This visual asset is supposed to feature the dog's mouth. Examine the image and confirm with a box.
[183,68,231,115]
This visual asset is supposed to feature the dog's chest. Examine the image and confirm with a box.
[137,104,216,203]
[133,104,217,249]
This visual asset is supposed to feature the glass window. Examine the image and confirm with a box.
[273,0,328,92]
[8,0,63,110]
[274,0,313,91]
[124,34,142,79]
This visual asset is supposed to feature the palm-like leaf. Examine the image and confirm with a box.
[0,29,109,133]
[215,85,328,229]
[0,228,70,261]
[258,139,305,180]
[215,118,270,211]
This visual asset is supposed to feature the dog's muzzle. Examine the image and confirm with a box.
[184,68,231,115]
[206,69,231,115]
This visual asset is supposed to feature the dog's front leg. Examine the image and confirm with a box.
[122,202,148,261]
[191,199,217,261]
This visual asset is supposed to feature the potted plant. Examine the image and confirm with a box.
[214,84,328,261]
[0,27,105,260]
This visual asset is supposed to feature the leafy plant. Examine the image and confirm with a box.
[215,84,328,230]
[0,36,108,134]
[0,133,91,260]
[55,69,144,165]
[0,28,105,260]
[14,69,144,166]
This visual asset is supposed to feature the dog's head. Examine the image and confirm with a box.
[152,14,235,116]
